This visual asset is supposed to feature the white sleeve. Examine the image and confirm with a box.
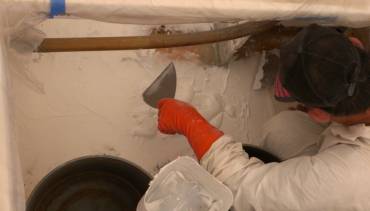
[200,135,359,211]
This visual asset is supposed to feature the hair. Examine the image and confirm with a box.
[324,49,370,116]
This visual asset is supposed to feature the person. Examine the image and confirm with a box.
[156,24,370,211]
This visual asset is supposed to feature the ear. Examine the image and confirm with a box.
[307,108,331,123]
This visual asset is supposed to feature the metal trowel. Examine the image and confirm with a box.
[142,63,177,108]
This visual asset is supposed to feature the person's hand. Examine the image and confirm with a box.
[157,98,204,135]
[157,99,223,159]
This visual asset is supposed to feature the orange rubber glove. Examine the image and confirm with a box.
[157,98,224,160]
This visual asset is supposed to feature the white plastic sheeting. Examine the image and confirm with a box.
[0,13,26,211]
[3,0,370,27]
[67,0,370,27]
[138,157,233,211]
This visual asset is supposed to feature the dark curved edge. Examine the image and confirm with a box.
[243,145,281,163]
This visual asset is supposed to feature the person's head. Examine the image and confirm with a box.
[275,24,370,125]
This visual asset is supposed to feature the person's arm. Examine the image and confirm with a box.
[157,99,357,211]
[201,136,361,211]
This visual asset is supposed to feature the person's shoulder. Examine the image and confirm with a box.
[320,123,370,158]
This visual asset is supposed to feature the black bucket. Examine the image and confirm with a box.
[27,156,152,211]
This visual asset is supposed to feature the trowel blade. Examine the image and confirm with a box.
[143,63,177,108]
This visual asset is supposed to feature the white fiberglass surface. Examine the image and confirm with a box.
[9,19,278,196]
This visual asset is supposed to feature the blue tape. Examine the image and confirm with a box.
[50,0,66,18]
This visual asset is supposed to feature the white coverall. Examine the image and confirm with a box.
[201,111,370,211]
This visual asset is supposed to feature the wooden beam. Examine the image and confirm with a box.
[36,21,277,52]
